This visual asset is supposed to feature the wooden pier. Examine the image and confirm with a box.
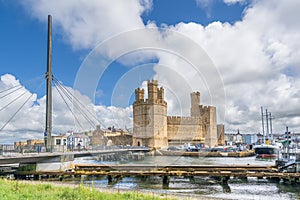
[9,164,300,187]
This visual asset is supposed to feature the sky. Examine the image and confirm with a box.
[0,0,300,143]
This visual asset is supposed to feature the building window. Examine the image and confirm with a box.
[56,139,61,145]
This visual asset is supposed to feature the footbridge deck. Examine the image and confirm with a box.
[0,147,149,165]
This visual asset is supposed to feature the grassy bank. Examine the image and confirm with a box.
[0,179,175,200]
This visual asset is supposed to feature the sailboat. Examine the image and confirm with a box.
[253,107,279,158]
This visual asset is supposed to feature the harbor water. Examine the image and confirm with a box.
[76,156,300,200]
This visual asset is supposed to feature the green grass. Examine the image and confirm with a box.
[0,179,176,200]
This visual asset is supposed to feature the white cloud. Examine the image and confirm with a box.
[14,0,300,139]
[22,0,151,50]
[0,74,133,143]
[223,0,246,5]
[162,0,300,133]
[195,0,214,18]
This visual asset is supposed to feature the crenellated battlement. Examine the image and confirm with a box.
[145,99,167,106]
[135,88,144,102]
[157,86,164,101]
[148,79,158,85]
[199,105,215,114]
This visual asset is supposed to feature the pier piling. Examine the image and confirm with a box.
[162,176,170,189]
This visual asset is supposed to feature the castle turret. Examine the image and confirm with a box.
[158,87,164,102]
[190,92,201,117]
[135,88,144,102]
[147,80,158,102]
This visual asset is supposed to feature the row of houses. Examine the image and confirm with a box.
[13,125,132,153]
[225,130,260,146]
[225,130,300,147]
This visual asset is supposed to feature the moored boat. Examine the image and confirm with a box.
[253,144,279,158]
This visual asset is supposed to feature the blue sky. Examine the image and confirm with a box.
[0,0,248,103]
[142,0,247,25]
[1,0,300,142]
[0,1,81,96]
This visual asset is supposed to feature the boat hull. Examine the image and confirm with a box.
[254,145,278,159]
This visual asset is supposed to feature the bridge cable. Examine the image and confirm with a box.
[53,78,110,142]
[0,86,23,99]
[53,76,101,125]
[0,90,28,112]
[0,93,34,132]
[53,77,101,127]
[53,81,86,131]
[0,75,44,96]
[0,84,22,94]
[55,83,96,129]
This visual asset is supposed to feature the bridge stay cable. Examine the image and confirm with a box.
[0,78,43,131]
[55,84,95,126]
[53,76,104,128]
[0,90,28,112]
[56,88,96,130]
[0,84,22,94]
[0,77,44,132]
[0,86,23,99]
[53,81,85,131]
[53,80,110,142]
[53,76,101,125]
[0,75,44,96]
[53,80,96,128]
[0,93,34,132]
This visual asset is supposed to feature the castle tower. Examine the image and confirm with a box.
[190,92,201,117]
[133,80,168,148]
[190,91,218,147]
[204,106,218,147]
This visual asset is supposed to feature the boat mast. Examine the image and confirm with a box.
[45,15,53,152]
[269,112,273,143]
[265,109,269,144]
[286,126,290,160]
[261,107,265,144]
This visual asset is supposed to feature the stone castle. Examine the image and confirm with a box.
[133,80,225,148]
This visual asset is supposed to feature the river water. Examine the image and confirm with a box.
[76,156,300,200]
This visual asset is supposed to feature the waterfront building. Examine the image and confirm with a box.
[51,134,68,152]
[0,144,14,155]
[91,125,107,146]
[71,132,90,150]
[225,131,260,146]
[90,125,132,146]
[14,141,27,152]
[14,139,44,153]
[132,80,225,149]
[50,131,91,151]
[243,134,258,145]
